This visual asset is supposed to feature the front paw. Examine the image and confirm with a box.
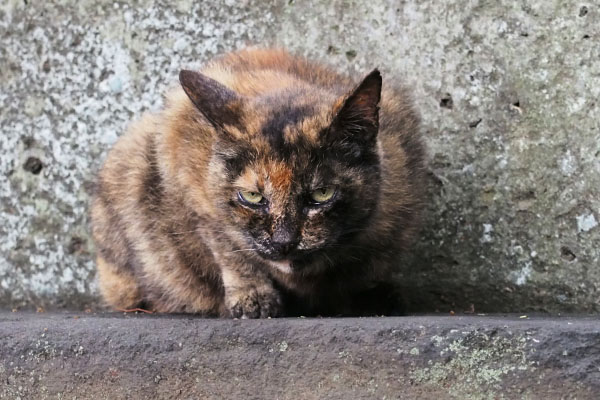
[226,284,282,319]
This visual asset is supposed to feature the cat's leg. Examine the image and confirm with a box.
[140,255,225,316]
[220,261,282,318]
[96,256,143,310]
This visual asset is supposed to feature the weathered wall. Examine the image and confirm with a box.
[1,0,598,312]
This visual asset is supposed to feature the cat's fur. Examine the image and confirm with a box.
[91,48,425,317]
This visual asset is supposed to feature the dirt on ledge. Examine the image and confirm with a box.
[1,312,598,399]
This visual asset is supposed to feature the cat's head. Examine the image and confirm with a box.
[179,68,382,272]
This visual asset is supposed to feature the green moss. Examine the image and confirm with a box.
[410,333,534,399]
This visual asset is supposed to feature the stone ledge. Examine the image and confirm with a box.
[1,313,598,399]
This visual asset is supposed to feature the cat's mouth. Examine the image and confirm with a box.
[252,241,300,263]
[267,259,293,274]
[258,247,323,274]
[255,246,303,274]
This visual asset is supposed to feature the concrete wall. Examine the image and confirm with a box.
[1,0,598,312]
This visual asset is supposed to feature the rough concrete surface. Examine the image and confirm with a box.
[0,313,598,399]
[1,1,599,312]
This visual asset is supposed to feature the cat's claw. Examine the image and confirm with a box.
[227,285,282,319]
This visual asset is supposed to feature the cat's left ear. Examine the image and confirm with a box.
[179,70,243,130]
[329,69,382,145]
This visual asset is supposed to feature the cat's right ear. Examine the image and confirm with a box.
[179,70,243,130]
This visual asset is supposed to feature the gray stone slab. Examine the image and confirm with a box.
[1,313,599,399]
[1,1,599,312]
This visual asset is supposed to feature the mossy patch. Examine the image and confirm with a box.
[410,332,535,399]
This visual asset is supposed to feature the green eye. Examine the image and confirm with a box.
[239,191,264,205]
[310,187,335,203]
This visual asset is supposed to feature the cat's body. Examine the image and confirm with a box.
[91,48,425,317]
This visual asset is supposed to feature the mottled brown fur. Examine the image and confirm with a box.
[91,48,426,317]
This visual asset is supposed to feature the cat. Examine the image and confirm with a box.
[90,48,426,318]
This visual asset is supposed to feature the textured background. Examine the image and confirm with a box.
[1,0,598,312]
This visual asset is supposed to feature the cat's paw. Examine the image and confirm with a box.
[226,284,282,319]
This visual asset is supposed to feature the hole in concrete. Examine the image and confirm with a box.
[561,246,576,262]
[71,36,82,47]
[583,34,590,39]
[469,118,482,128]
[345,50,357,60]
[68,237,85,254]
[427,171,444,187]
[23,157,43,175]
[440,94,453,109]
[42,59,51,73]
[516,190,536,200]
[510,100,523,113]
[326,45,339,55]
[579,6,588,17]
[22,136,35,149]
[98,69,110,81]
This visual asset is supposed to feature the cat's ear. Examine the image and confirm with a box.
[179,70,243,129]
[329,69,382,145]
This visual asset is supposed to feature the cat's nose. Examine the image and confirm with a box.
[271,226,298,255]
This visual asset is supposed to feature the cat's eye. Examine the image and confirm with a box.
[238,191,265,205]
[310,187,336,204]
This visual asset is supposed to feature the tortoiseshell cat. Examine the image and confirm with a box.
[91,48,425,318]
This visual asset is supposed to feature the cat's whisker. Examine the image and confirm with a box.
[321,252,335,267]
[169,230,201,235]
[226,248,258,254]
